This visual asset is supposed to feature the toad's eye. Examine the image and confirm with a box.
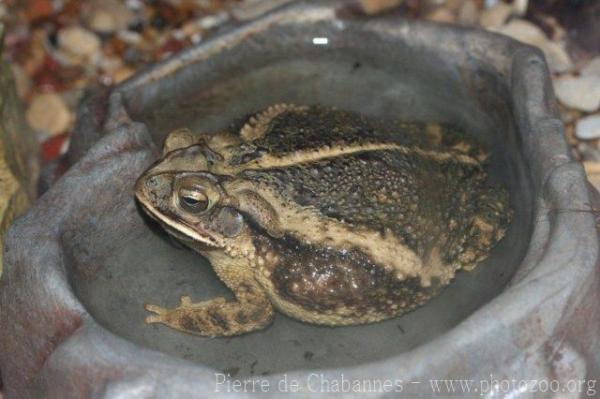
[178,190,209,212]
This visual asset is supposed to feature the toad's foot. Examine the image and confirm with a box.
[145,295,273,337]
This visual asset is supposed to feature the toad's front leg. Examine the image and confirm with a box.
[145,281,273,337]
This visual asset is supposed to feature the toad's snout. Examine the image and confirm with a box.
[135,173,173,208]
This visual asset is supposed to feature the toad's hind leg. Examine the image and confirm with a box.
[145,265,274,337]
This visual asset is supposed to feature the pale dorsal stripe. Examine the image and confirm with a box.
[239,104,309,142]
[224,181,426,282]
[234,142,479,173]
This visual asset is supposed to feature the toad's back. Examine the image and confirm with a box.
[241,107,510,278]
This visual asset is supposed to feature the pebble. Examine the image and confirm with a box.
[41,133,70,163]
[484,0,500,7]
[26,93,72,136]
[22,29,47,75]
[25,0,54,21]
[190,32,202,44]
[554,75,600,112]
[583,161,600,193]
[444,0,466,12]
[117,30,143,46]
[87,9,117,33]
[479,2,513,29]
[576,114,600,141]
[98,55,122,75]
[457,0,478,25]
[198,12,229,30]
[358,0,403,15]
[564,122,578,147]
[181,20,201,37]
[32,65,66,93]
[125,0,144,11]
[559,106,582,125]
[425,7,456,23]
[156,38,186,60]
[58,26,101,59]
[10,64,31,100]
[112,66,135,84]
[581,57,600,77]
[541,41,573,73]
[495,19,573,73]
[511,0,528,16]
[495,19,545,46]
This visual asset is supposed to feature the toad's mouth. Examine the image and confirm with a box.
[136,198,224,248]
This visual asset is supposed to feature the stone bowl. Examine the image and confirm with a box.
[1,1,598,397]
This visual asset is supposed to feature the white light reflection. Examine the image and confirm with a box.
[312,37,329,45]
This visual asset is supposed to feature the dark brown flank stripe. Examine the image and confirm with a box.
[255,235,437,315]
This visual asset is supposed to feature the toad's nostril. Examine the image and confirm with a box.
[147,176,160,188]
